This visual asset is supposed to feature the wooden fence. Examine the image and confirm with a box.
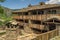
[17,29,58,40]
[33,29,58,40]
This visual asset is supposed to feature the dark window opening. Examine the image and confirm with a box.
[47,10,56,14]
[47,10,51,14]
[16,19,19,21]
[31,10,37,15]
[7,26,10,28]
[14,25,17,28]
[52,10,56,14]
[54,20,60,23]
[25,20,28,23]
[16,19,24,22]
[31,20,41,24]
[38,11,44,15]
[19,26,24,29]
[19,19,24,22]
[23,12,28,15]
[18,12,22,16]
[11,26,13,28]
[42,22,46,25]
[6,23,10,28]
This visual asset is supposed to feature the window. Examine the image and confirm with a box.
[19,26,24,29]
[31,10,37,15]
[52,10,56,14]
[11,26,13,28]
[24,12,28,15]
[25,20,28,23]
[47,10,51,14]
[19,19,24,22]
[16,19,24,22]
[32,11,37,15]
[18,12,22,16]
[31,20,41,24]
[38,11,44,15]
[47,10,56,14]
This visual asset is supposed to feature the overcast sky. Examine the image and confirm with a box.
[46,0,60,4]
[0,0,60,9]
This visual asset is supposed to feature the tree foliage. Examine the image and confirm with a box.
[0,6,4,14]
[0,1,12,26]
[0,0,5,2]
[0,0,13,27]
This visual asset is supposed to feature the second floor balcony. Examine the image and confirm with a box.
[13,13,60,21]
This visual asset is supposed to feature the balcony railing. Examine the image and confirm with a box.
[13,14,60,21]
[28,15,47,20]
[18,22,45,30]
[33,29,58,40]
[23,15,29,19]
[29,24,45,30]
[13,16,20,19]
[17,29,58,40]
[46,14,60,20]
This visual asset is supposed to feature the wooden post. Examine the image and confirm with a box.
[41,10,42,33]
[56,24,59,36]
[37,10,38,20]
[22,12,23,21]
[45,23,49,32]
[47,33,49,40]
[53,19,54,23]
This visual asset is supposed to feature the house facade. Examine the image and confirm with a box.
[12,2,60,34]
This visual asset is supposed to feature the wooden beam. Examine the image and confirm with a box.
[44,22,60,24]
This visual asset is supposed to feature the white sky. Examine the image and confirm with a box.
[45,0,60,4]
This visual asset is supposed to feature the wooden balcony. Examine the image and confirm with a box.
[30,24,45,30]
[13,16,20,19]
[18,22,45,30]
[13,16,23,19]
[34,29,58,40]
[29,15,46,20]
[17,29,58,40]
[17,15,46,20]
[46,14,60,20]
[19,16,23,19]
[29,14,60,21]
[23,15,29,19]
[13,14,60,21]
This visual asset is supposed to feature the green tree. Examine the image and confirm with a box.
[0,6,12,26]
[0,0,12,28]
[0,6,4,14]
[0,0,5,2]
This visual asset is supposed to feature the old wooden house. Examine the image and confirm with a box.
[11,2,60,34]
